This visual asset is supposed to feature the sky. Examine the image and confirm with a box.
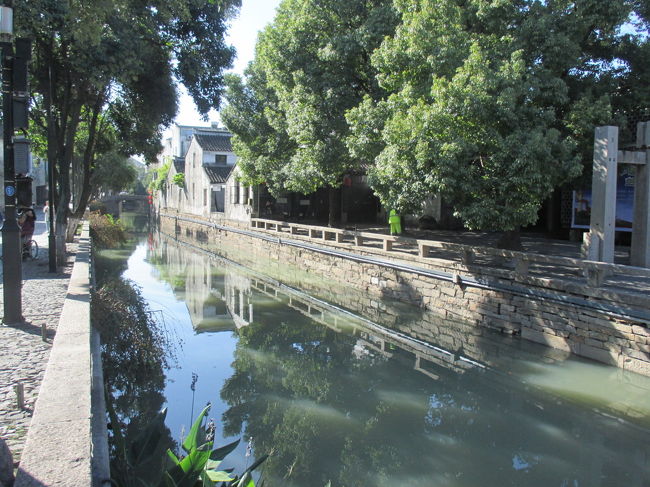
[173,0,282,127]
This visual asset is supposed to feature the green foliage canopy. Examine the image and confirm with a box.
[346,0,650,230]
[15,0,240,240]
[223,0,397,198]
[90,151,138,197]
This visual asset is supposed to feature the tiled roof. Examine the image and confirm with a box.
[204,165,233,184]
[195,133,233,152]
[173,157,185,173]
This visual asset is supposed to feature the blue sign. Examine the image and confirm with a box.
[572,166,635,233]
[5,186,14,197]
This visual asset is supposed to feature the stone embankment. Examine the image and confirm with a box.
[0,225,75,479]
[0,219,109,487]
[159,211,650,377]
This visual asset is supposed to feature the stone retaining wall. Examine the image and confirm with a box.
[15,224,110,487]
[160,212,650,376]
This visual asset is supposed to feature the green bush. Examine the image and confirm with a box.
[172,173,185,188]
[90,211,127,249]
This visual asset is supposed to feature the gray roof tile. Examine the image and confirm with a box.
[173,157,185,173]
[195,134,233,152]
[204,165,233,184]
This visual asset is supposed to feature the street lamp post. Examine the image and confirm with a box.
[0,1,22,325]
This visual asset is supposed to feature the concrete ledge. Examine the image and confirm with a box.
[15,224,110,487]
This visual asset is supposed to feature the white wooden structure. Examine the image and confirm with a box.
[587,123,650,267]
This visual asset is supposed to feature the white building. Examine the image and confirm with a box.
[157,126,254,223]
[183,132,237,217]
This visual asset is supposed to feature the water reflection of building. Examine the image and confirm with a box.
[249,277,484,379]
[152,231,542,377]
[149,234,253,332]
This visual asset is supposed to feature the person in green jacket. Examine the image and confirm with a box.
[388,209,402,235]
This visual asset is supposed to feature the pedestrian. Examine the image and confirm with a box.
[18,207,36,258]
[43,200,49,224]
[389,209,402,235]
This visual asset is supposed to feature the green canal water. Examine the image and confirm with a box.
[109,229,650,487]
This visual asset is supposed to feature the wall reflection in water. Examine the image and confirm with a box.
[143,232,650,487]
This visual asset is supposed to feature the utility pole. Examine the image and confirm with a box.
[47,65,55,272]
[1,1,22,325]
[1,2,31,325]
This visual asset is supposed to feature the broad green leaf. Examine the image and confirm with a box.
[205,470,234,482]
[179,448,211,474]
[210,438,240,461]
[182,404,211,453]
[166,448,180,466]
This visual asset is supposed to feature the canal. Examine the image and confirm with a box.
[104,227,650,486]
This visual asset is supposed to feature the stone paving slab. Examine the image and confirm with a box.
[0,213,77,471]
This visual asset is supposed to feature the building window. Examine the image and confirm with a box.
[215,154,227,164]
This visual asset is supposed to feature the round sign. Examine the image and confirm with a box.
[5,186,15,197]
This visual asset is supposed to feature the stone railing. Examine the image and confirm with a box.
[250,218,650,291]
[15,223,110,487]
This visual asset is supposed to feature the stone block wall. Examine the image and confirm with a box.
[160,213,650,376]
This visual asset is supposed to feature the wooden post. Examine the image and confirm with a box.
[15,382,24,410]
[588,126,618,263]
[631,122,650,267]
[461,248,474,265]
[419,243,430,258]
[585,265,607,287]
[514,256,530,278]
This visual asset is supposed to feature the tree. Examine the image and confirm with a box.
[222,65,297,197]
[15,0,240,262]
[347,0,650,247]
[224,0,397,225]
[90,151,138,199]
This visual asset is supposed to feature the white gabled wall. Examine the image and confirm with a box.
[184,138,213,217]
[224,165,253,222]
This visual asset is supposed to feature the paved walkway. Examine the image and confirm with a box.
[0,209,77,469]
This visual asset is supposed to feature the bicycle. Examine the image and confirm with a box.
[22,239,38,260]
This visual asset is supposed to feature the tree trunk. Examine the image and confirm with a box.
[327,186,341,227]
[66,215,81,242]
[496,228,523,250]
[72,90,105,219]
[55,206,67,266]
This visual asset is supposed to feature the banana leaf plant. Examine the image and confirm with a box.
[107,396,267,487]
[161,404,268,487]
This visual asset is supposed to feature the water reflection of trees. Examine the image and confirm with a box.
[94,236,176,483]
[220,316,443,486]
[219,311,649,487]
[147,232,650,487]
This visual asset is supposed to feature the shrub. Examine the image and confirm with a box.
[172,173,185,188]
[90,211,127,249]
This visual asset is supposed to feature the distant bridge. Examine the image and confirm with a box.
[100,194,149,216]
